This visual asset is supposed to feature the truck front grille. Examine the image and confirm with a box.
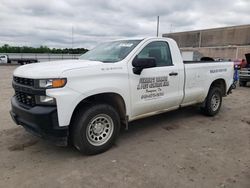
[14,76,34,87]
[15,91,36,107]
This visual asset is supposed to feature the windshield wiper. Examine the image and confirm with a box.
[101,60,116,63]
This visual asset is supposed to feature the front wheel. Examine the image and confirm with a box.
[200,87,222,116]
[71,104,120,155]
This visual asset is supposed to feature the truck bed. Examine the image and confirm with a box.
[182,61,234,105]
[183,61,230,64]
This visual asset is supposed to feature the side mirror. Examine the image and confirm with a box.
[132,56,156,75]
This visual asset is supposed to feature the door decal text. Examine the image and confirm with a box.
[137,76,169,100]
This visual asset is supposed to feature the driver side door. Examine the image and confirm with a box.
[128,40,182,118]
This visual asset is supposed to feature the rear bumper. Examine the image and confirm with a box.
[239,76,250,82]
[10,97,68,146]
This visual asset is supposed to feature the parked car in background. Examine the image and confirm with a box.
[239,53,250,86]
[0,54,38,65]
[234,59,247,69]
[0,55,9,64]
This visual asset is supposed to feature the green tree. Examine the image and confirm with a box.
[0,44,88,54]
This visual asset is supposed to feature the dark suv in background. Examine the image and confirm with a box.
[239,53,250,87]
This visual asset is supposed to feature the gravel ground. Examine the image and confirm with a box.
[0,65,250,188]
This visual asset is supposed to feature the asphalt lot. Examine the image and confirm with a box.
[0,65,250,188]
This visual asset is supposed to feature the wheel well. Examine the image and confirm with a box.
[210,79,226,96]
[71,93,127,124]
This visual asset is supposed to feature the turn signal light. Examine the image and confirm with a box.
[52,79,67,88]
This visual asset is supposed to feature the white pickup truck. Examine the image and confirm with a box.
[10,37,234,154]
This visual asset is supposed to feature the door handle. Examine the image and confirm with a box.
[169,72,178,76]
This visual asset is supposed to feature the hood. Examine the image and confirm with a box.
[13,59,103,78]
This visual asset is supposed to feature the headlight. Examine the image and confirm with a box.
[35,96,56,105]
[38,78,67,89]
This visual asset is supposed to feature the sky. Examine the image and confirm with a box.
[0,0,249,49]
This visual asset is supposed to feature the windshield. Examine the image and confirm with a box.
[79,40,142,63]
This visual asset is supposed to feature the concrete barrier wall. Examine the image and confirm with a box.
[163,25,250,48]
[163,25,250,59]
[201,27,250,47]
[180,46,250,60]
[167,31,200,48]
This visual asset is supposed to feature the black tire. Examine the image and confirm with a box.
[239,81,247,87]
[71,103,120,155]
[200,87,222,116]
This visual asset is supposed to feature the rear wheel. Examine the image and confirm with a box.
[200,87,222,116]
[71,103,120,155]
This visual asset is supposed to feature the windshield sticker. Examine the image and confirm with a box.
[119,43,134,47]
[137,76,169,100]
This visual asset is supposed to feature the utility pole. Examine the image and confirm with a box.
[71,26,74,59]
[156,16,159,37]
[71,26,74,49]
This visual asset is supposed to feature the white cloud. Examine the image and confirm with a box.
[0,0,249,48]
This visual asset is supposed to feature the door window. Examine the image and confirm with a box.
[138,41,173,67]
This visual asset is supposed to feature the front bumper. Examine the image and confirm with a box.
[10,97,68,146]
